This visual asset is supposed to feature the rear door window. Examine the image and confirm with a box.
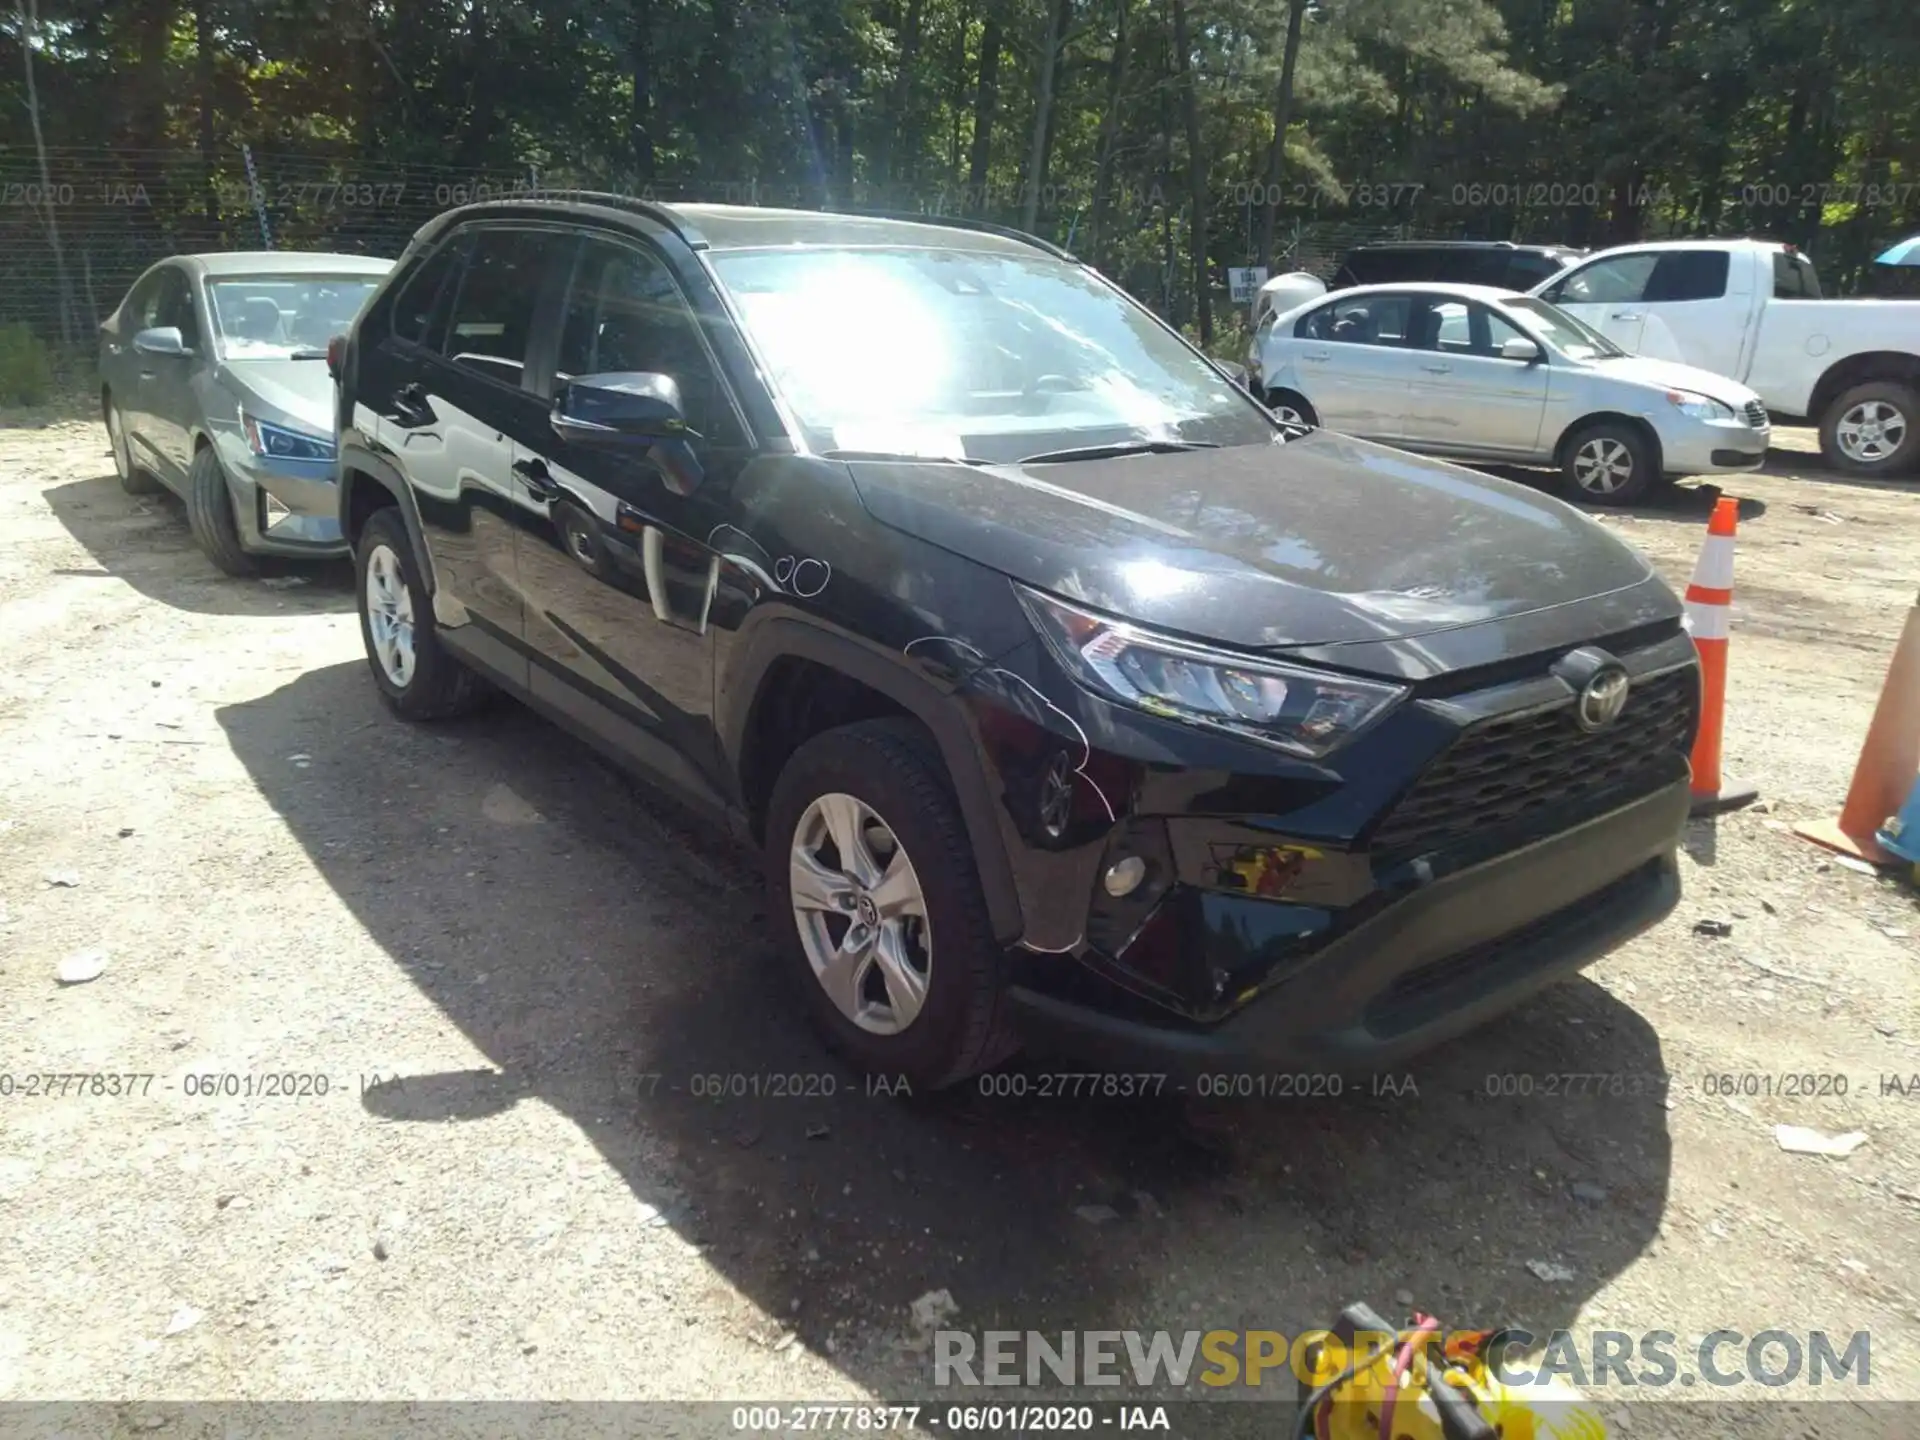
[440,228,554,388]
[1298,294,1413,346]
[391,236,469,348]
[1773,251,1822,299]
[1645,250,1729,302]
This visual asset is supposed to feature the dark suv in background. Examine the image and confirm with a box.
[1334,240,1584,292]
[332,198,1696,1089]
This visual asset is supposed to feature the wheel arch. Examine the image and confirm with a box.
[337,443,438,596]
[1808,352,1920,425]
[1554,411,1664,474]
[721,618,1026,945]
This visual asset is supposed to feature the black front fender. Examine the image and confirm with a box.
[718,615,1027,945]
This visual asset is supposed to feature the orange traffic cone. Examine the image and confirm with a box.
[1686,497,1758,817]
[1795,588,1920,864]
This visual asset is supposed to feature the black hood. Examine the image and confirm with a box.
[844,430,1668,662]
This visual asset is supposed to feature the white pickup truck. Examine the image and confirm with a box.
[1530,238,1920,477]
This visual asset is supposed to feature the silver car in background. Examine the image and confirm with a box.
[1249,281,1771,504]
[98,252,392,574]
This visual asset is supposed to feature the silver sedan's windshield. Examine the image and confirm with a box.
[1501,295,1626,360]
[707,245,1274,461]
[208,275,381,360]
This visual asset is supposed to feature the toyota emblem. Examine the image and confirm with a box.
[1576,668,1631,732]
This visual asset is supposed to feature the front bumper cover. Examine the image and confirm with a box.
[1005,775,1687,1077]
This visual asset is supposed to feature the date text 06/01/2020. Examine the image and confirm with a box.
[730,1404,1168,1432]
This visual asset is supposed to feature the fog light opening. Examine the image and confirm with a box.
[1103,855,1148,898]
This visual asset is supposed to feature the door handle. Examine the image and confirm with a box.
[1610,311,1644,322]
[1422,364,1452,374]
[512,456,557,501]
[1302,351,1331,363]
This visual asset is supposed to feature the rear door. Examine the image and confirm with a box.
[1288,292,1418,439]
[1403,296,1550,456]
[360,223,570,663]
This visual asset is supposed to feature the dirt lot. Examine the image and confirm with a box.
[1,416,1917,1434]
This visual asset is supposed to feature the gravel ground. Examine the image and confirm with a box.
[1,417,1916,1435]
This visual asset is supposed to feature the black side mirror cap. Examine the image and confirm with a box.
[552,371,704,495]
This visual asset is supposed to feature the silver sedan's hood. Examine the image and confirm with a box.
[1587,355,1760,410]
[214,359,334,436]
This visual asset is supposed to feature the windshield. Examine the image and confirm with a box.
[1501,294,1626,360]
[208,275,382,359]
[706,245,1275,463]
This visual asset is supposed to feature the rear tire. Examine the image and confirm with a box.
[355,507,491,721]
[1265,388,1318,429]
[1820,381,1920,478]
[185,446,258,576]
[1562,420,1658,505]
[765,719,1017,1090]
[105,393,162,496]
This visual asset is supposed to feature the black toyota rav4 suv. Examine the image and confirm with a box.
[333,197,1698,1090]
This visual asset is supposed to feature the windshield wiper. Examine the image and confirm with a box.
[822,449,994,467]
[286,348,329,360]
[1018,439,1220,465]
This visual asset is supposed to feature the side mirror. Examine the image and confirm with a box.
[552,371,704,495]
[1500,337,1542,363]
[133,326,189,357]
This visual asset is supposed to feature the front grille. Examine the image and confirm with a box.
[1743,400,1769,429]
[1369,665,1698,863]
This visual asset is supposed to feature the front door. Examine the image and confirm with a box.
[1539,251,1657,356]
[513,231,755,808]
[142,266,205,478]
[1403,296,1550,456]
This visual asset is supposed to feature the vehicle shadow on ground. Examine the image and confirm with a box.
[1756,449,1919,498]
[217,663,1675,1405]
[42,473,355,615]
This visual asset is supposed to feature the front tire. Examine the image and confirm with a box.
[355,507,490,721]
[105,393,162,495]
[1562,420,1658,505]
[1820,381,1919,478]
[765,719,1017,1090]
[185,446,257,576]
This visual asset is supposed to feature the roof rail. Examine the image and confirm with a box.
[437,187,706,247]
[836,207,1078,262]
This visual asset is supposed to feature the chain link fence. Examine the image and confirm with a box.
[0,144,1455,349]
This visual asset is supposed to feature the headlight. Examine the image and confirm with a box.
[1667,390,1734,422]
[1017,587,1406,759]
[242,413,336,461]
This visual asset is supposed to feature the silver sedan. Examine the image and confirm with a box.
[98,251,392,574]
[1249,281,1770,504]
